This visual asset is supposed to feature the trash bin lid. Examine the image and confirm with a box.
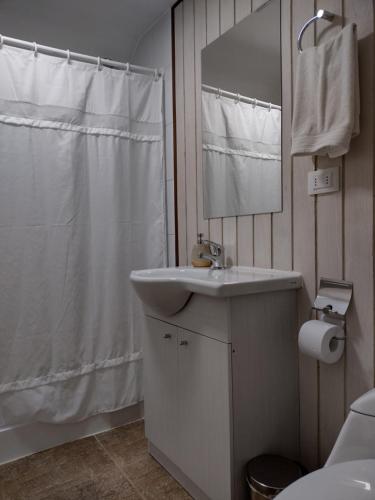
[246,455,305,496]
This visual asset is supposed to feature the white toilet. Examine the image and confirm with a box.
[278,389,375,499]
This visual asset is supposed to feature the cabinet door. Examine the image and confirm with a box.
[144,318,179,464]
[177,328,232,500]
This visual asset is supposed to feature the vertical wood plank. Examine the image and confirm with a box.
[254,215,272,268]
[174,3,188,264]
[235,0,254,267]
[183,0,198,264]
[206,0,220,44]
[220,0,237,260]
[237,217,254,266]
[292,0,319,471]
[223,218,238,266]
[252,0,273,269]
[252,0,270,11]
[195,0,209,241]
[343,0,374,408]
[272,0,293,271]
[235,0,251,23]
[206,0,223,245]
[315,0,345,465]
[220,0,235,33]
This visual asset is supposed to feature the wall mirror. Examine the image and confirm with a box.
[201,0,282,219]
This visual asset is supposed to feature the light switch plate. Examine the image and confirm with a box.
[308,166,340,195]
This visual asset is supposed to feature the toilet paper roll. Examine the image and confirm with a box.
[298,320,345,364]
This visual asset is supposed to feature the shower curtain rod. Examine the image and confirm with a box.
[0,34,161,78]
[202,84,281,110]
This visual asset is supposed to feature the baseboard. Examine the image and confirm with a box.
[0,402,144,465]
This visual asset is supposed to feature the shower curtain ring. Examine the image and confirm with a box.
[0,35,3,48]
[66,49,71,64]
[125,62,131,76]
[154,68,159,81]
[268,102,272,112]
[33,42,38,57]
[236,93,241,104]
[97,56,102,71]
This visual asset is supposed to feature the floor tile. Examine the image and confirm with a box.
[96,421,146,450]
[0,420,192,500]
[96,422,149,468]
[0,437,140,500]
[132,466,191,500]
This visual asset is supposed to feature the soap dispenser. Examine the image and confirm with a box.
[191,233,211,268]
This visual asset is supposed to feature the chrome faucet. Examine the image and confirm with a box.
[199,240,225,269]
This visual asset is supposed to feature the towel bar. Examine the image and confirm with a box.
[297,9,335,53]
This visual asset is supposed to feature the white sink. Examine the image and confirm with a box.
[130,266,302,317]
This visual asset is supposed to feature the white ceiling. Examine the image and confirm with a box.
[0,0,175,62]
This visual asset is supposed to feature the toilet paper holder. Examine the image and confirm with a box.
[312,278,353,324]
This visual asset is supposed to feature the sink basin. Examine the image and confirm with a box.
[130,266,302,317]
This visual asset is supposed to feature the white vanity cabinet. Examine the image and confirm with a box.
[143,289,300,500]
[144,318,232,500]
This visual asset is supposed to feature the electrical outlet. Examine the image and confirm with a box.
[308,166,339,195]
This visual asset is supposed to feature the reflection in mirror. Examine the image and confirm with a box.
[201,0,282,219]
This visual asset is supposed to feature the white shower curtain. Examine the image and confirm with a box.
[0,45,166,425]
[202,90,282,218]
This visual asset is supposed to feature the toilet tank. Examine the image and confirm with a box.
[325,389,375,467]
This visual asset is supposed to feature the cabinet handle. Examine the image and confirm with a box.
[180,340,188,346]
[163,333,172,339]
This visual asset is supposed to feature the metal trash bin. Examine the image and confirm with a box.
[246,455,305,499]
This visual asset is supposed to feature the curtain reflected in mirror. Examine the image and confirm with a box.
[201,0,282,219]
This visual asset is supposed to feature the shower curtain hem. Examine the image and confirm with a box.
[0,353,142,394]
[0,359,143,426]
[203,143,281,161]
[53,398,144,424]
[0,114,162,141]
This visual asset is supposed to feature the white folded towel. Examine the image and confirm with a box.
[291,23,359,158]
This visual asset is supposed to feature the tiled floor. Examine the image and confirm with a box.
[0,421,192,500]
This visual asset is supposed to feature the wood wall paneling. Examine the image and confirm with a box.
[206,0,223,246]
[220,0,238,266]
[195,0,209,240]
[292,0,319,470]
[174,3,187,265]
[273,0,293,271]
[315,0,345,465]
[173,0,375,469]
[251,2,273,268]
[235,0,251,23]
[235,0,254,267]
[183,0,198,263]
[343,0,374,408]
